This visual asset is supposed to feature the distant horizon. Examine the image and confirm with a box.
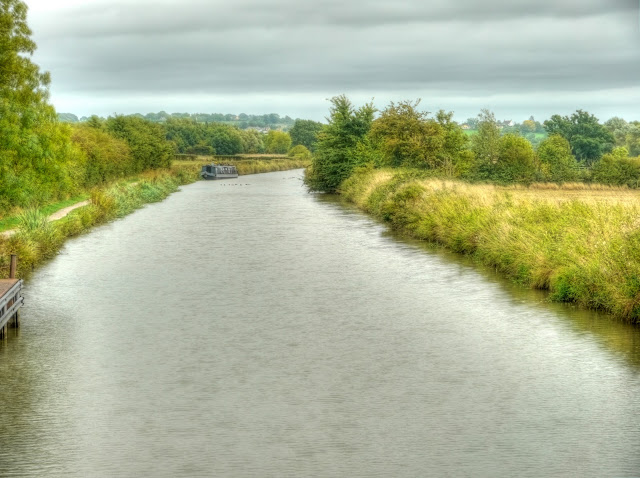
[25,0,639,127]
[56,103,638,125]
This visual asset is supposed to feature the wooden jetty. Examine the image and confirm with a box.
[0,255,24,340]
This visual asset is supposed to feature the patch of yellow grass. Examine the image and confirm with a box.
[340,168,640,323]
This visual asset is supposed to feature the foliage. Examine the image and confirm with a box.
[537,135,579,182]
[0,0,82,213]
[58,112,79,123]
[0,0,50,110]
[0,172,183,277]
[207,123,244,155]
[543,110,613,164]
[341,168,640,323]
[139,111,294,129]
[369,100,445,169]
[239,129,264,154]
[306,95,376,192]
[289,119,325,152]
[435,110,472,177]
[287,144,312,160]
[493,134,538,183]
[264,130,292,154]
[591,147,640,187]
[470,109,501,179]
[163,118,261,155]
[71,125,133,186]
[105,116,173,171]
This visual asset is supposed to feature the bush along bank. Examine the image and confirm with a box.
[0,158,310,278]
[0,170,182,278]
[340,166,640,324]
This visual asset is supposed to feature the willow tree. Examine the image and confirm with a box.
[0,0,78,211]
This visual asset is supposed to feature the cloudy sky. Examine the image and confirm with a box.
[25,0,640,122]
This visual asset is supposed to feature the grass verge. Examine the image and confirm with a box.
[0,195,90,232]
[340,166,640,324]
[0,159,308,278]
[0,171,181,278]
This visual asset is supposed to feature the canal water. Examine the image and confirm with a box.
[1,170,639,477]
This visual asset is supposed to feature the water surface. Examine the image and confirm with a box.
[1,170,639,477]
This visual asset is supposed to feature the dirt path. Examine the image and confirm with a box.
[47,200,90,220]
[1,200,91,238]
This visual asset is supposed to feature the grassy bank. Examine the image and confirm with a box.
[0,170,183,278]
[0,158,308,278]
[340,167,640,324]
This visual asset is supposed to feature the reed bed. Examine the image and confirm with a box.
[340,167,640,323]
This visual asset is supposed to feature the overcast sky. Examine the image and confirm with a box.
[25,0,640,122]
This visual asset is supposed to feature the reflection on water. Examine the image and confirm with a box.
[1,170,639,477]
[326,192,640,371]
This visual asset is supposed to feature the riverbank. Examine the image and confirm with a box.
[340,167,640,324]
[0,158,309,278]
[171,157,310,179]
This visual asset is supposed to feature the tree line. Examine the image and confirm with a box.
[0,0,177,214]
[0,0,322,215]
[306,96,640,192]
[59,111,297,130]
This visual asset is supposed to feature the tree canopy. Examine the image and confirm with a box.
[543,110,613,164]
[0,0,80,210]
[289,119,324,152]
[306,95,376,192]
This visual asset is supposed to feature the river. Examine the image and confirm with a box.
[1,169,639,477]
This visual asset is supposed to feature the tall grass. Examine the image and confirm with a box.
[0,171,182,278]
[340,167,640,324]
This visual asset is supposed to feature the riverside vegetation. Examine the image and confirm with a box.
[0,0,309,278]
[307,96,640,324]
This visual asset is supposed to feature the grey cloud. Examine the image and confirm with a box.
[39,11,639,93]
[25,0,640,119]
[33,0,637,38]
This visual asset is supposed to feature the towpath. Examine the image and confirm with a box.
[1,200,90,238]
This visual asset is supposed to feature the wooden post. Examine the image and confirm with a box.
[9,254,17,279]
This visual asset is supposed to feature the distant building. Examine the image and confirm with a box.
[461,124,471,130]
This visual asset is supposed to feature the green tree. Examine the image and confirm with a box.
[0,0,80,211]
[592,147,640,187]
[71,124,133,186]
[435,110,473,177]
[306,95,376,192]
[543,110,613,164]
[604,116,629,147]
[471,109,501,178]
[521,120,536,133]
[239,129,264,154]
[106,116,173,171]
[289,119,324,152]
[287,144,312,160]
[369,100,444,169]
[206,123,243,155]
[625,123,640,157]
[536,134,579,182]
[492,134,538,183]
[264,130,292,154]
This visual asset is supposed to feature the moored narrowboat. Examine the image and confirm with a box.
[200,164,239,180]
